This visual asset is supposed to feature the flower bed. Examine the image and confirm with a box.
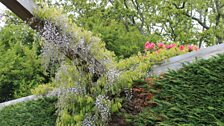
[144,41,198,52]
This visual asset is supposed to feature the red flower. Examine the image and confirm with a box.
[157,42,165,48]
[150,43,155,49]
[188,45,194,52]
[166,43,176,49]
[145,41,155,50]
[145,41,150,49]
[179,45,185,51]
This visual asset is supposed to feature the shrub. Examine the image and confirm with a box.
[0,24,47,102]
[0,97,57,126]
[151,54,224,125]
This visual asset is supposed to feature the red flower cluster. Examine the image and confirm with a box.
[179,45,185,50]
[157,42,165,48]
[144,41,199,52]
[187,45,199,51]
[144,42,155,50]
[165,44,176,49]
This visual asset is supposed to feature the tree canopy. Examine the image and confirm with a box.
[43,0,224,49]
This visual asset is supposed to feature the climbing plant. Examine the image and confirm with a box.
[33,5,196,125]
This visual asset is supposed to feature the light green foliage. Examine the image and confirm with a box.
[0,24,46,102]
[31,83,55,95]
[34,6,116,125]
[158,0,224,45]
[38,0,158,58]
[44,0,224,48]
[90,20,148,58]
[33,2,192,125]
[115,48,186,91]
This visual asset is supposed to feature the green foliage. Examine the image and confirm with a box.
[0,97,57,126]
[3,1,223,126]
[33,5,192,126]
[34,6,118,125]
[125,107,161,126]
[91,21,147,58]
[149,54,224,125]
[0,24,46,102]
[45,0,224,47]
[38,0,164,58]
[31,83,55,95]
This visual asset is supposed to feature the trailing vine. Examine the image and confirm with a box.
[33,5,195,126]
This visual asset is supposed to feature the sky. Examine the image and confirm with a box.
[0,3,7,27]
[0,3,7,12]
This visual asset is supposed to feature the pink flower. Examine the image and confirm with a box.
[166,43,176,49]
[157,42,165,48]
[148,43,155,49]
[179,45,185,51]
[145,41,155,50]
[188,45,194,52]
[145,41,150,50]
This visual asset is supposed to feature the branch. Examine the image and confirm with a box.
[220,4,224,9]
[172,2,210,30]
[172,2,186,9]
[123,0,136,26]
[165,21,177,41]
[131,0,145,34]
[185,12,210,29]
[108,0,114,5]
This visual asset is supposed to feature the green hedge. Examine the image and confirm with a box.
[0,97,57,126]
[153,54,224,125]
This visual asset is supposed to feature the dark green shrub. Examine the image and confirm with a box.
[0,97,57,126]
[152,54,224,125]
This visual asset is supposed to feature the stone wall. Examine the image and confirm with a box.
[0,95,39,110]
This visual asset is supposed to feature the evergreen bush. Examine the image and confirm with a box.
[0,97,57,126]
[152,54,224,125]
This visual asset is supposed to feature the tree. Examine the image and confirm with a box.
[170,0,224,45]
[36,0,164,58]
[49,0,224,48]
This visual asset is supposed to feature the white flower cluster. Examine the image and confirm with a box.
[82,114,96,126]
[40,20,107,80]
[47,87,85,97]
[124,88,133,101]
[105,68,120,91]
[40,21,69,70]
[0,13,3,20]
[95,95,111,123]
